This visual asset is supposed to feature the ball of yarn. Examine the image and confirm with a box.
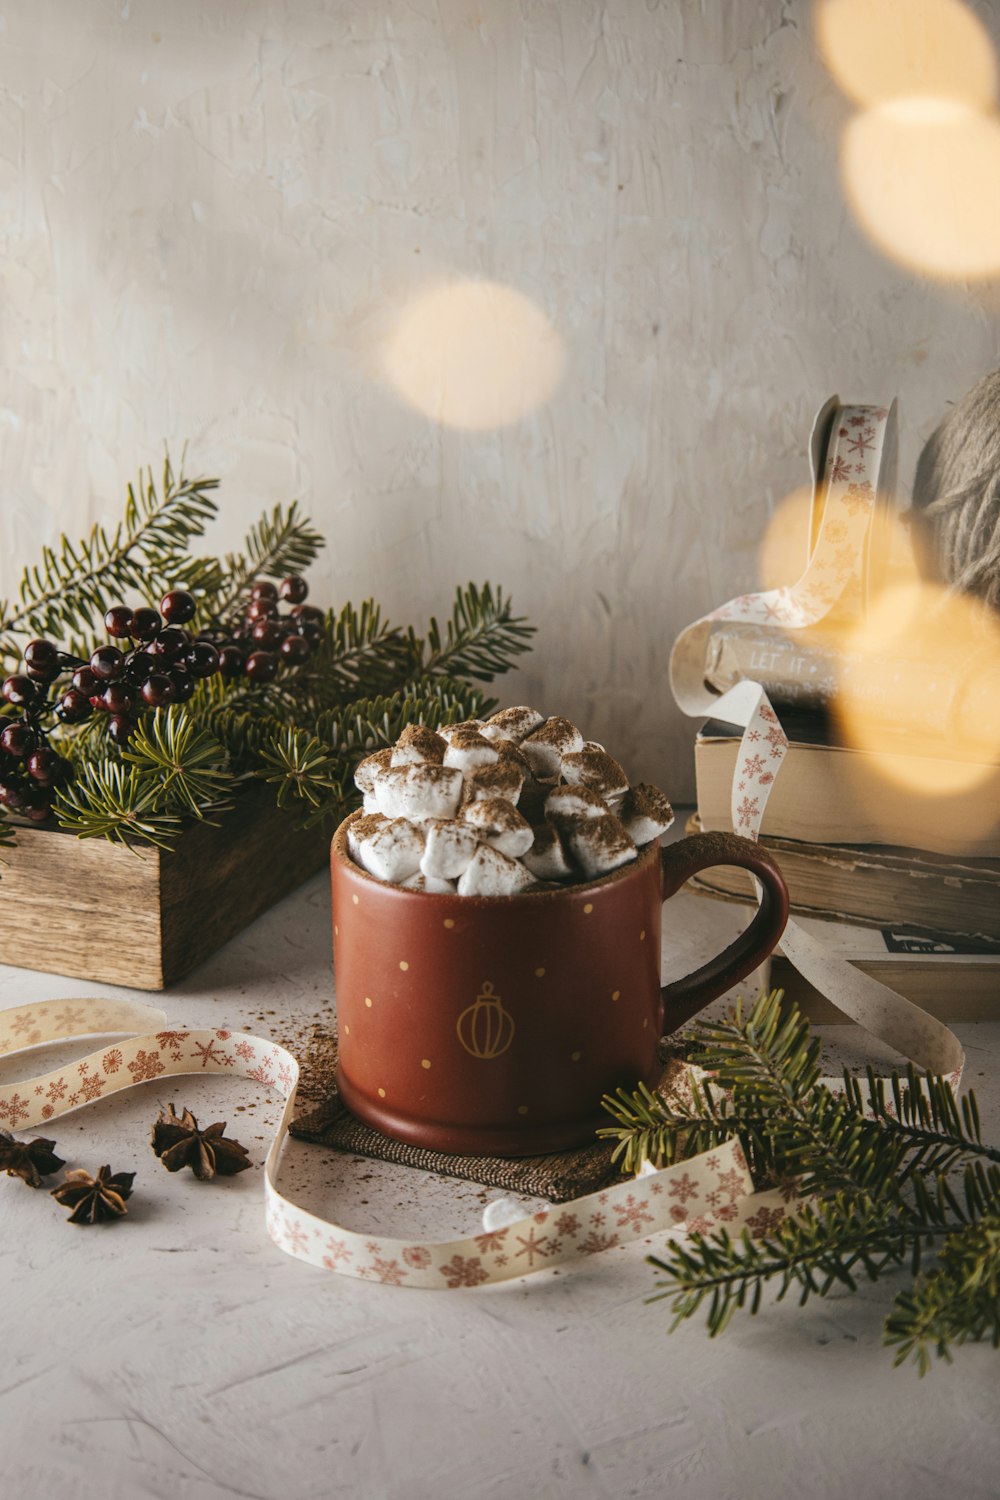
[912,369,1000,612]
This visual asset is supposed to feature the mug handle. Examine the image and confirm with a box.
[659,830,789,1031]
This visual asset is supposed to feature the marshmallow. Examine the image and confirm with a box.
[544,784,609,825]
[402,871,457,895]
[462,797,534,858]
[522,824,574,881]
[373,763,464,823]
[357,818,426,883]
[560,746,629,802]
[565,813,637,878]
[522,717,584,778]
[457,844,534,897]
[482,706,545,743]
[461,759,525,807]
[354,747,393,794]
[362,790,380,815]
[443,728,500,773]
[494,738,530,771]
[420,820,482,881]
[390,724,446,766]
[437,720,485,744]
[619,783,675,845]
[347,812,387,860]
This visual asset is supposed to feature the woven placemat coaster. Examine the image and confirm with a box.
[287,1027,622,1202]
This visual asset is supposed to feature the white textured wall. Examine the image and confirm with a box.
[1,0,998,798]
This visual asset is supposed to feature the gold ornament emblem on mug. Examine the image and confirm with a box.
[456,982,515,1060]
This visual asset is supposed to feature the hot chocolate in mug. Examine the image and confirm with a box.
[331,815,789,1155]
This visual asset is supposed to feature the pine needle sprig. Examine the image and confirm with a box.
[411,583,535,682]
[203,503,325,621]
[121,708,233,818]
[0,456,219,649]
[54,761,184,849]
[601,991,1000,1372]
[257,729,348,817]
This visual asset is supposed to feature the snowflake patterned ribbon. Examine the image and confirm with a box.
[669,399,964,1085]
[0,997,789,1288]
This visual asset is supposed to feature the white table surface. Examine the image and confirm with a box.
[2,856,998,1500]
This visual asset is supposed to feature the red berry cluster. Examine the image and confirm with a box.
[0,576,321,823]
[215,575,323,684]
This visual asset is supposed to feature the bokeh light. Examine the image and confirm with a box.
[833,580,1000,798]
[841,100,1000,280]
[816,0,996,110]
[380,280,566,431]
[758,488,815,592]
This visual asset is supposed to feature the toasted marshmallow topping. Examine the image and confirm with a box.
[564,813,637,878]
[521,716,584,778]
[544,784,609,825]
[354,747,393,794]
[390,723,447,766]
[462,797,534,858]
[347,706,671,896]
[457,843,534,897]
[618,783,675,844]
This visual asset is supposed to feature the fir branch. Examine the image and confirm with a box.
[205,503,325,621]
[121,708,232,818]
[412,582,535,682]
[884,1215,1000,1374]
[53,760,184,849]
[601,991,1000,1372]
[0,456,219,649]
[257,729,348,817]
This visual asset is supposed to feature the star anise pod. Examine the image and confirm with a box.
[51,1165,135,1224]
[0,1128,65,1188]
[150,1104,251,1181]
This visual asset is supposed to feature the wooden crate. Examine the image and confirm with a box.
[0,791,331,990]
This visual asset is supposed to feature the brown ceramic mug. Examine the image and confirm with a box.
[331,816,788,1156]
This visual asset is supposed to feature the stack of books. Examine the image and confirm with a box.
[691,709,1000,1021]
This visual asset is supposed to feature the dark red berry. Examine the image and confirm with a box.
[280,575,308,604]
[246,597,279,623]
[141,674,175,708]
[0,722,35,757]
[160,589,196,625]
[170,668,196,703]
[26,661,60,684]
[57,688,92,723]
[104,605,134,638]
[90,645,124,682]
[297,620,323,650]
[24,639,59,671]
[106,715,135,744]
[250,580,279,602]
[279,634,311,664]
[0,779,28,811]
[26,748,59,785]
[122,651,155,685]
[186,641,220,678]
[130,606,162,641]
[148,628,188,661]
[245,650,278,683]
[291,604,324,625]
[251,620,282,650]
[102,684,134,716]
[23,801,52,823]
[218,646,245,678]
[3,675,35,707]
[72,666,100,695]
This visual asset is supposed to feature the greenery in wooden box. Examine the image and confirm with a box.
[0,457,534,855]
